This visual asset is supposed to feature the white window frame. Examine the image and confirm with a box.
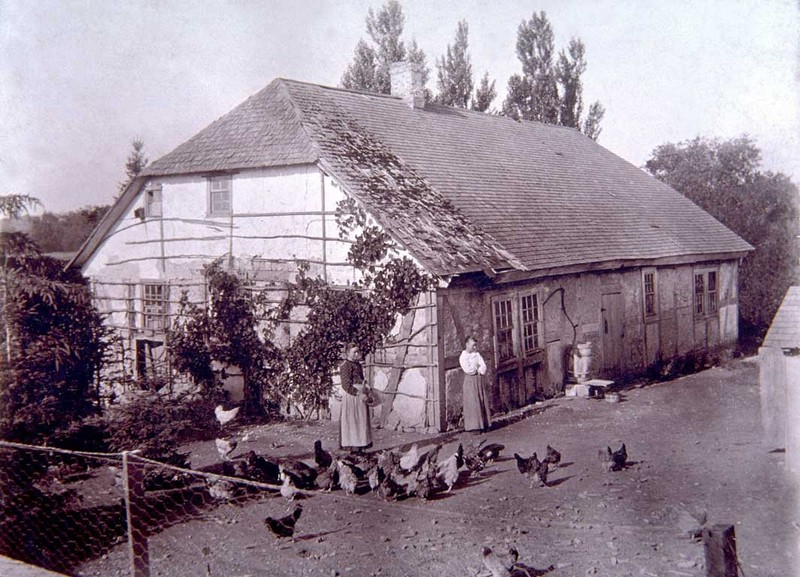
[693,268,719,318]
[642,267,659,321]
[491,289,545,367]
[207,175,232,217]
[142,282,168,331]
[144,186,162,218]
[519,291,544,356]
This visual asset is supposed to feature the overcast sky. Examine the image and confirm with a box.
[1,0,798,214]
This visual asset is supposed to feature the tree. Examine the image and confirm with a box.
[168,259,280,417]
[645,136,800,338]
[0,194,109,442]
[435,20,474,108]
[117,138,148,196]
[341,1,431,96]
[472,72,497,113]
[502,11,604,139]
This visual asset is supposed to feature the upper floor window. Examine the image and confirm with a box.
[694,269,718,318]
[144,186,162,217]
[642,268,658,319]
[142,283,168,331]
[208,175,232,216]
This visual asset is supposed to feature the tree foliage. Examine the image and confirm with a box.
[502,11,604,138]
[645,136,800,336]
[168,259,280,417]
[472,72,498,113]
[0,194,109,442]
[270,198,434,418]
[435,21,474,108]
[341,0,431,97]
[117,138,148,196]
[27,205,110,254]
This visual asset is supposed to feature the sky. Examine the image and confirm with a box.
[1,0,798,214]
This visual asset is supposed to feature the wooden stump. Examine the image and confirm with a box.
[703,523,738,577]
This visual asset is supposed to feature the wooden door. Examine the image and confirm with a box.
[601,293,624,376]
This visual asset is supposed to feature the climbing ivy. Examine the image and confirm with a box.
[273,196,435,418]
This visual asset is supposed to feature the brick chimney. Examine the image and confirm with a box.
[389,61,425,109]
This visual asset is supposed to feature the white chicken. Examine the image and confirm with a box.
[279,466,299,501]
[436,443,464,492]
[214,405,240,427]
[215,437,238,461]
[399,443,419,471]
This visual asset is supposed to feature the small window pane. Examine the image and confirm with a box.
[145,188,162,217]
[143,283,168,331]
[208,176,231,215]
[694,274,705,315]
[494,299,515,362]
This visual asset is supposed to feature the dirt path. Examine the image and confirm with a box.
[78,358,799,577]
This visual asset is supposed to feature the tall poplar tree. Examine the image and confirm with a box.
[503,11,604,139]
[341,1,430,96]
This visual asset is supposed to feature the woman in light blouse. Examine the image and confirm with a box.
[459,336,491,433]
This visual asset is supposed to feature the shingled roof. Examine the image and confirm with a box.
[763,287,800,350]
[138,78,751,277]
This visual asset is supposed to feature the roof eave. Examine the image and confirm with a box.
[486,250,754,286]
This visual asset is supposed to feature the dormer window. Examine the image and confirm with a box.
[208,175,232,217]
[144,186,162,218]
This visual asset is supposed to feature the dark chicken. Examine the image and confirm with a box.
[265,505,303,539]
[313,440,333,470]
[543,445,561,467]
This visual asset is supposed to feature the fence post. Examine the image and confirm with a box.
[123,451,150,577]
[704,523,738,577]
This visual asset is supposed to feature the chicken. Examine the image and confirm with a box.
[215,437,238,461]
[611,442,627,471]
[598,446,615,472]
[244,451,281,485]
[514,452,548,487]
[265,505,303,539]
[436,443,464,492]
[481,546,519,577]
[478,442,505,463]
[279,466,300,501]
[543,445,561,467]
[414,444,442,499]
[280,459,318,489]
[207,478,238,500]
[214,404,240,427]
[222,458,249,479]
[315,460,339,491]
[399,443,420,472]
[314,439,333,470]
[336,458,360,496]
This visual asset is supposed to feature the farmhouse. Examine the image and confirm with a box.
[72,63,752,432]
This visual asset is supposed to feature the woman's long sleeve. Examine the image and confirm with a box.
[477,353,487,376]
[340,361,362,396]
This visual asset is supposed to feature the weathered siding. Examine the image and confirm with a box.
[437,259,741,427]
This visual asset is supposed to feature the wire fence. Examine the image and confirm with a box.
[0,440,289,577]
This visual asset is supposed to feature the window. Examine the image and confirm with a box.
[493,298,515,363]
[144,186,162,217]
[520,293,542,355]
[125,283,137,329]
[642,268,658,319]
[208,175,232,216]
[694,269,718,317]
[142,283,168,331]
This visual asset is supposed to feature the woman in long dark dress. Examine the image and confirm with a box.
[339,343,373,452]
[459,336,491,432]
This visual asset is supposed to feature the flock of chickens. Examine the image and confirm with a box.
[207,404,630,548]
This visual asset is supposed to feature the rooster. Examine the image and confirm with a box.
[598,446,615,472]
[313,440,333,470]
[464,439,505,473]
[215,437,238,461]
[214,405,240,427]
[436,443,464,492]
[279,466,301,501]
[543,445,561,467]
[265,505,303,539]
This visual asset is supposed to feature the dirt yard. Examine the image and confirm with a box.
[77,357,798,577]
